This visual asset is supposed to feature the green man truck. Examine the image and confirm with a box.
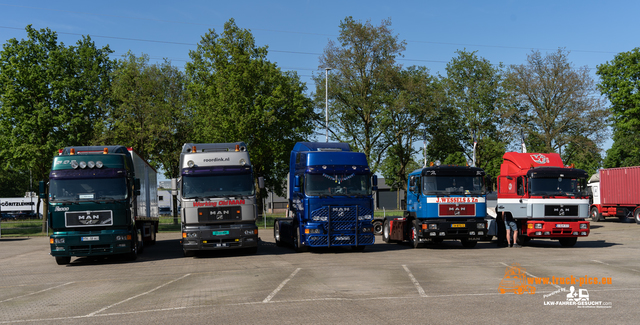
[42,146,158,265]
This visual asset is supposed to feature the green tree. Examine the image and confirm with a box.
[185,19,316,198]
[596,48,640,167]
[0,25,114,230]
[505,49,609,158]
[98,52,189,176]
[442,50,508,180]
[562,137,602,176]
[313,17,406,173]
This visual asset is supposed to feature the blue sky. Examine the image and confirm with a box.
[1,0,636,154]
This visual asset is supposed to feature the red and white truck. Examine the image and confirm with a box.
[587,167,640,224]
[496,152,590,247]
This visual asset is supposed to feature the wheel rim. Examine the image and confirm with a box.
[635,210,640,223]
[411,226,417,244]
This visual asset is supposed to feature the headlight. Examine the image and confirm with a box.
[239,159,247,166]
[51,238,65,244]
[358,215,372,220]
[87,161,95,168]
[469,231,476,236]
[361,227,372,233]
[535,223,543,229]
[182,232,197,238]
[305,229,322,234]
[428,224,438,230]
[71,160,79,169]
[187,160,195,168]
[580,224,588,229]
[96,161,103,168]
[477,223,486,229]
[79,161,87,169]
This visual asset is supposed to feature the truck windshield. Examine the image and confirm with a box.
[49,178,127,202]
[422,175,485,195]
[182,173,254,199]
[529,177,587,196]
[305,173,371,196]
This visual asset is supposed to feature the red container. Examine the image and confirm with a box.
[600,167,640,206]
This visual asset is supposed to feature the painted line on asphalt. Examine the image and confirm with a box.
[0,282,74,304]
[263,268,301,303]
[402,265,428,297]
[86,274,191,316]
[592,259,640,273]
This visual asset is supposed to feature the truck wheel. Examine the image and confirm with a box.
[461,239,477,248]
[136,229,144,254]
[590,207,602,222]
[55,256,71,265]
[149,223,157,245]
[294,226,307,252]
[410,220,423,248]
[183,250,195,257]
[382,220,391,243]
[635,209,640,225]
[372,220,383,235]
[126,237,139,261]
[274,220,284,247]
[559,237,578,247]
[517,234,530,245]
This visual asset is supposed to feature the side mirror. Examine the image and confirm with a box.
[371,174,378,186]
[409,175,416,186]
[258,177,265,189]
[171,178,178,196]
[39,181,46,198]
[293,175,301,192]
[134,178,141,196]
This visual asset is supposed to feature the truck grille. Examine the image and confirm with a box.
[308,206,373,246]
[68,244,112,254]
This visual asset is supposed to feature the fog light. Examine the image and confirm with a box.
[439,232,445,236]
[580,224,588,229]
[544,231,550,235]
[246,238,255,242]
[477,223,486,229]
[535,231,542,236]
[572,232,579,236]
[361,227,372,233]
[117,243,127,248]
[478,231,484,236]
[429,224,438,230]
[469,231,476,236]
[535,223,543,229]
[54,247,65,251]
[430,232,436,236]
[581,232,587,236]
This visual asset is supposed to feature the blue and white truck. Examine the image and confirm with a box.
[382,163,488,248]
[273,142,377,252]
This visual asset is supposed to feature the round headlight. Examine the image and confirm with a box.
[187,160,195,168]
[87,161,95,168]
[239,159,247,166]
[96,161,103,168]
[79,161,87,169]
[71,160,79,169]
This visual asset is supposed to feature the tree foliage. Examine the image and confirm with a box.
[185,19,316,197]
[0,25,113,186]
[98,52,189,179]
[314,17,406,173]
[596,48,640,167]
[505,49,609,165]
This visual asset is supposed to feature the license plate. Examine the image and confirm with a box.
[81,236,99,241]
[451,224,466,228]
[556,224,570,228]
[335,236,350,241]
[212,231,230,236]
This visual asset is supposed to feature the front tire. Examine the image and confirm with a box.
[274,220,284,247]
[294,226,307,252]
[382,220,391,243]
[635,209,640,225]
[55,256,71,265]
[410,220,423,248]
[559,237,578,247]
[590,207,602,222]
[126,237,139,261]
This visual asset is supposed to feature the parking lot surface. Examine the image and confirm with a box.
[1,221,638,324]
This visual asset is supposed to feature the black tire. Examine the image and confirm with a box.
[274,220,284,247]
[461,239,478,248]
[382,220,391,243]
[352,245,366,252]
[294,225,307,252]
[372,220,383,235]
[635,209,640,225]
[126,237,139,261]
[559,237,578,247]
[149,223,157,246]
[517,234,530,245]
[410,220,423,248]
[590,207,602,222]
[183,249,195,257]
[136,229,144,254]
[55,256,71,265]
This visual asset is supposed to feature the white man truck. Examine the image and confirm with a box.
[177,143,263,256]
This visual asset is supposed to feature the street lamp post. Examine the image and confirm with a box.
[325,67,331,142]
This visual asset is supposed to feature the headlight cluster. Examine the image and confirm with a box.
[305,228,322,234]
[311,216,328,221]
[115,235,130,241]
[50,238,65,244]
[182,232,198,238]
[535,223,543,229]
[579,224,588,229]
[357,215,372,220]
[71,160,103,169]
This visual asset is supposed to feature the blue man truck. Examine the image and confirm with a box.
[382,163,488,248]
[42,146,158,265]
[273,142,377,252]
